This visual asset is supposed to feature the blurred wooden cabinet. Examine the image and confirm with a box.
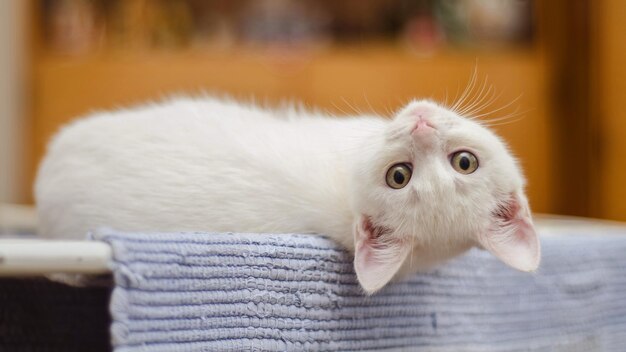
[595,0,626,220]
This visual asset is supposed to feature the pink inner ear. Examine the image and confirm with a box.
[478,194,541,272]
[353,216,411,294]
[493,196,521,222]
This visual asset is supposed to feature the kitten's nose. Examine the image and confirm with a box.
[409,103,437,135]
[411,117,436,135]
[411,117,438,151]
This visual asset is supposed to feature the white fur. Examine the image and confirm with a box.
[36,97,540,293]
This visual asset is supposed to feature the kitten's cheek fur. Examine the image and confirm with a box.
[353,216,411,294]
[477,193,541,272]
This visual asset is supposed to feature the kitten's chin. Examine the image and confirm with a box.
[394,241,474,279]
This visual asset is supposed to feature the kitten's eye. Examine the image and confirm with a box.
[451,151,479,174]
[386,163,412,189]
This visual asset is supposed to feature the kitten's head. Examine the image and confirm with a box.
[350,100,539,294]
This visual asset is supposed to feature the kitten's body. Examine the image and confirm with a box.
[37,99,373,249]
[36,97,540,293]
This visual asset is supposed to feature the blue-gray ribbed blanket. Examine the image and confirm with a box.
[94,230,626,352]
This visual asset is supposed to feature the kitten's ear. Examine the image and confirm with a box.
[353,217,411,294]
[478,193,540,272]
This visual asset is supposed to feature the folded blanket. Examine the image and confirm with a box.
[95,230,626,352]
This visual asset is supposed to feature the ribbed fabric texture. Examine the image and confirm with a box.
[95,230,626,352]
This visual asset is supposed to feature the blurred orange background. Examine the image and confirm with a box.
[0,0,625,221]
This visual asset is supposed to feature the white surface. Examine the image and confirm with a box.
[0,240,111,275]
[534,214,626,236]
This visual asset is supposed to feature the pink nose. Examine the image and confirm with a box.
[411,118,435,135]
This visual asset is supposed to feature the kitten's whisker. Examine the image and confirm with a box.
[463,86,497,118]
[362,91,378,116]
[464,64,480,103]
[449,82,462,112]
[461,86,492,117]
[399,96,413,108]
[468,75,491,109]
[450,80,468,112]
[482,106,524,123]
[464,86,502,117]
[469,75,493,112]
[383,103,396,118]
[340,96,365,116]
[469,93,524,119]
[482,116,526,127]
[458,76,492,117]
[451,66,479,113]
[330,101,353,117]
[480,108,530,127]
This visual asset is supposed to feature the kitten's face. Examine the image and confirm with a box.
[351,100,539,293]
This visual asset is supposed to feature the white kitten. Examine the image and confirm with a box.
[35,97,540,293]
